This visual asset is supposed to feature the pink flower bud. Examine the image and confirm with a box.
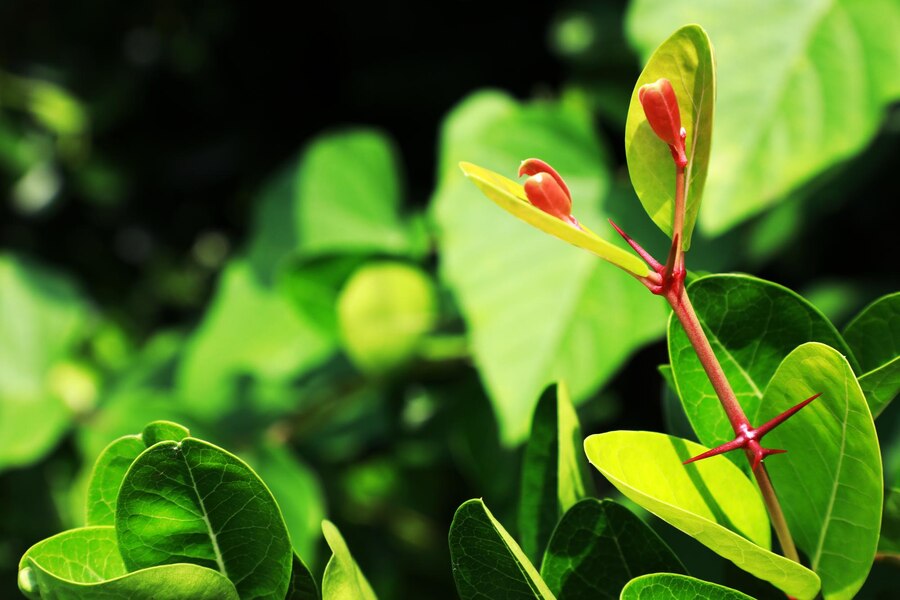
[638,78,687,167]
[519,158,572,202]
[522,171,577,227]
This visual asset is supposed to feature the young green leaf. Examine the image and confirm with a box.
[668,274,853,463]
[286,553,319,600]
[540,499,685,599]
[620,573,753,600]
[0,254,90,471]
[434,91,666,443]
[449,499,555,600]
[843,292,900,417]
[18,526,238,600]
[85,422,192,526]
[584,431,820,599]
[759,343,883,600]
[321,520,377,600]
[116,437,293,600]
[628,0,900,234]
[519,382,593,565]
[625,25,715,250]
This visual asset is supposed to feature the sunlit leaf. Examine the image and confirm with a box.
[628,0,900,234]
[321,520,377,600]
[625,24,715,249]
[18,526,238,600]
[621,573,753,600]
[759,343,882,600]
[116,437,293,600]
[433,91,666,443]
[449,499,555,600]
[584,431,820,599]
[540,499,685,599]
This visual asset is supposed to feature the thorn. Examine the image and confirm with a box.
[608,219,663,271]
[683,436,746,465]
[755,393,821,438]
[662,233,680,282]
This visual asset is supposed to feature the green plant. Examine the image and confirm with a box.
[450,24,893,599]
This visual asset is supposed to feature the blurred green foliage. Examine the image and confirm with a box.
[1,1,898,598]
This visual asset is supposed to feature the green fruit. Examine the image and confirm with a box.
[337,262,437,374]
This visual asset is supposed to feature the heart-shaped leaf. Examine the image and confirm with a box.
[625,24,715,250]
[116,437,293,600]
[621,573,753,600]
[759,343,882,600]
[843,292,900,417]
[540,498,685,599]
[519,382,593,565]
[449,498,555,600]
[627,0,900,234]
[321,520,377,600]
[434,91,666,443]
[18,526,238,600]
[668,274,852,464]
[584,431,820,599]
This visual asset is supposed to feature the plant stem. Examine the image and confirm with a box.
[666,286,800,563]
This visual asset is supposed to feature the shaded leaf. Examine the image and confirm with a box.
[0,254,90,470]
[625,24,715,249]
[759,343,882,600]
[519,382,593,565]
[584,431,819,599]
[621,573,753,600]
[627,0,900,234]
[540,499,685,599]
[84,436,144,526]
[449,499,555,600]
[116,438,293,600]
[286,553,319,600]
[321,520,377,600]
[18,526,238,600]
[668,274,853,464]
[843,292,900,417]
[433,91,665,443]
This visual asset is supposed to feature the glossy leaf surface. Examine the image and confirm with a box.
[321,520,377,600]
[843,292,900,417]
[116,438,292,600]
[620,573,753,600]
[759,343,882,600]
[540,499,684,599]
[625,25,715,249]
[669,274,852,461]
[628,0,900,234]
[584,431,820,599]
[449,499,554,600]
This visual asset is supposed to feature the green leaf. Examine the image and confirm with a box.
[0,254,90,470]
[116,437,293,600]
[540,499,685,599]
[620,573,753,600]
[758,343,882,600]
[449,499,555,600]
[843,292,900,417]
[433,90,666,443]
[84,436,144,526]
[286,553,319,600]
[668,274,853,462]
[519,382,593,565]
[321,520,377,600]
[18,526,238,600]
[625,24,715,250]
[458,162,650,276]
[243,441,326,563]
[177,259,336,420]
[584,431,820,599]
[85,422,192,526]
[246,129,418,281]
[627,0,900,234]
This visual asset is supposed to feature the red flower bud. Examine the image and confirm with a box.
[638,78,687,168]
[519,158,572,202]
